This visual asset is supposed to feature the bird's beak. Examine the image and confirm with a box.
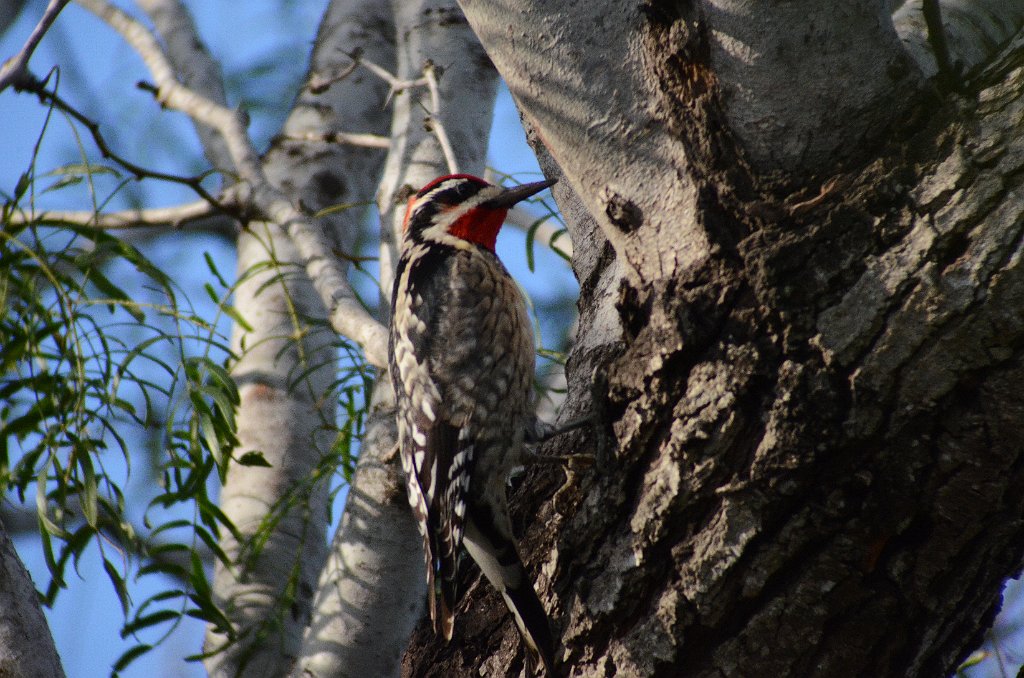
[483,178,557,209]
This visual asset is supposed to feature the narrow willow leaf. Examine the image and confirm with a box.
[103,558,130,614]
[120,610,179,638]
[112,644,153,673]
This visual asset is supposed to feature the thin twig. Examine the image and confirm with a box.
[353,53,428,108]
[279,130,391,149]
[307,60,359,94]
[136,0,234,174]
[0,0,71,93]
[423,61,458,174]
[16,74,226,207]
[357,54,428,92]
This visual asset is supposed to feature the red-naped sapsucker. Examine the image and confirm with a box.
[389,174,558,674]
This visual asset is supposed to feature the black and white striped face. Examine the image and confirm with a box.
[402,174,508,250]
[401,174,556,252]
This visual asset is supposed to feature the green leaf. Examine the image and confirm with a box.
[525,216,548,273]
[220,302,252,332]
[237,451,271,468]
[202,360,239,405]
[197,501,242,542]
[112,644,153,673]
[121,610,180,638]
[45,162,122,179]
[41,175,83,193]
[194,525,231,566]
[78,452,99,528]
[198,411,224,475]
[314,200,372,218]
[137,560,187,579]
[149,518,193,536]
[956,650,988,673]
[189,551,210,598]
[103,559,130,614]
[85,269,145,322]
[203,252,228,288]
[14,172,31,200]
[144,589,187,604]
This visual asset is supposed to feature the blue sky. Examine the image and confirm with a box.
[0,1,575,676]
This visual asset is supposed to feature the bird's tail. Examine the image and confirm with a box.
[463,506,557,675]
[431,526,459,641]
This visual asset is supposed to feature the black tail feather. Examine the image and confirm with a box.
[502,582,557,675]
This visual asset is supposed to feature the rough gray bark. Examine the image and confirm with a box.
[703,0,920,172]
[0,522,65,678]
[404,5,1024,677]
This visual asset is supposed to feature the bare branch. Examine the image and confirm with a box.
[136,0,233,174]
[358,54,428,96]
[76,0,390,367]
[7,198,236,234]
[306,59,359,94]
[894,0,1024,80]
[278,130,391,149]
[14,77,225,206]
[423,61,458,174]
[0,0,70,93]
[344,53,460,174]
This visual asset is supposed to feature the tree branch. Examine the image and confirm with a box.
[212,0,397,673]
[295,3,500,676]
[0,0,70,93]
[276,130,391,149]
[293,384,422,678]
[76,0,390,367]
[7,198,235,233]
[344,55,460,173]
[458,0,707,282]
[136,0,233,174]
[701,0,923,172]
[423,61,459,174]
[14,76,224,206]
[893,0,1024,82]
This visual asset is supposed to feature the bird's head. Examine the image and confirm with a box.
[401,174,556,251]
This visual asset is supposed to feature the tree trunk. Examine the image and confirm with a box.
[404,6,1024,678]
[205,1,394,674]
[0,523,64,678]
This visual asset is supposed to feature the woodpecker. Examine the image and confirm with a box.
[389,174,558,674]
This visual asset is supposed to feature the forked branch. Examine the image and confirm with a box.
[74,0,390,366]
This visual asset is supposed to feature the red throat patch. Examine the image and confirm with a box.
[401,195,416,232]
[449,207,508,251]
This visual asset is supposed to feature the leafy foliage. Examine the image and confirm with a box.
[1,152,369,674]
[0,203,232,665]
